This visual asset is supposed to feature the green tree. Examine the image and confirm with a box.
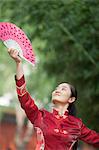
[0,0,99,130]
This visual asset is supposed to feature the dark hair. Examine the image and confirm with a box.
[67,84,77,116]
[68,84,78,150]
[70,84,77,100]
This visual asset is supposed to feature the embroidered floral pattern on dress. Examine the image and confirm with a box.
[35,127,45,150]
[16,82,27,96]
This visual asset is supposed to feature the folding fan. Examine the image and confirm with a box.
[0,22,36,66]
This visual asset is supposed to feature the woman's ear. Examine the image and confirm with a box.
[68,97,76,104]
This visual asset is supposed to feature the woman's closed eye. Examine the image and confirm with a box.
[62,87,66,90]
[61,87,67,91]
[55,87,67,91]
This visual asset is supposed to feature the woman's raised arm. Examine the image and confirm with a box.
[7,48,42,125]
[8,48,23,79]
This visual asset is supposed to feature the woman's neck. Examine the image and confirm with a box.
[53,103,69,116]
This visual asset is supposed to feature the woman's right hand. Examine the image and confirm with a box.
[8,48,22,63]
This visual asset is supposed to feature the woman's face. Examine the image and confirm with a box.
[52,83,72,104]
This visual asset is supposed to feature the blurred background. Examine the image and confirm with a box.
[0,0,99,150]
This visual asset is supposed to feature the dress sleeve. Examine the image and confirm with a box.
[79,121,99,147]
[15,75,42,125]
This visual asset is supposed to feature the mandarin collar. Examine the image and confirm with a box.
[52,108,69,117]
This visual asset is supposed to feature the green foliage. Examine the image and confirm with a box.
[0,0,99,130]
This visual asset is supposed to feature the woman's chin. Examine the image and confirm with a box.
[52,99,62,104]
[52,99,67,105]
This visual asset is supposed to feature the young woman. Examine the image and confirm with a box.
[8,48,99,150]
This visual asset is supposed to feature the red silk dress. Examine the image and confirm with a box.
[15,75,99,150]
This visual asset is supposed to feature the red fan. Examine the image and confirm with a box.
[0,22,36,66]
